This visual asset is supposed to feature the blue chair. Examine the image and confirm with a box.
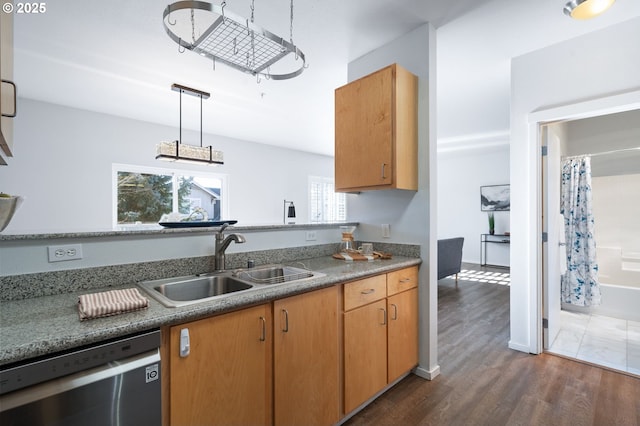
[438,237,464,287]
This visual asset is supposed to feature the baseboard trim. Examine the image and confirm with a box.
[414,364,440,380]
[508,340,533,353]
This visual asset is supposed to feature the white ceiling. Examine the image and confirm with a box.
[13,0,640,156]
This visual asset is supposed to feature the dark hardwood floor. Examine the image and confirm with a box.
[345,270,640,426]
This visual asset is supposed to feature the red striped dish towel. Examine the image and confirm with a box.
[78,288,149,321]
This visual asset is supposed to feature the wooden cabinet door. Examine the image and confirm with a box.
[335,64,418,192]
[168,304,272,426]
[274,286,340,426]
[387,287,419,382]
[335,65,393,191]
[343,299,388,414]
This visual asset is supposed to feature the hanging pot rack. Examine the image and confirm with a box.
[163,1,306,80]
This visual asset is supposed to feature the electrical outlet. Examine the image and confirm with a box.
[305,231,317,241]
[381,224,391,238]
[48,244,83,263]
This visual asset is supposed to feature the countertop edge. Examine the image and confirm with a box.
[0,222,360,241]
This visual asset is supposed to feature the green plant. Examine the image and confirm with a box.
[488,212,495,232]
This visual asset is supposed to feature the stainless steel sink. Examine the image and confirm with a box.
[233,264,321,285]
[138,264,325,308]
[138,273,253,307]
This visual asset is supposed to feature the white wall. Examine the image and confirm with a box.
[0,99,334,233]
[345,24,440,379]
[438,144,510,267]
[510,17,640,353]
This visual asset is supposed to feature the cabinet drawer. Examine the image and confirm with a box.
[387,266,418,296]
[344,275,386,311]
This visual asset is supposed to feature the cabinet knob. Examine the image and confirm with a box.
[381,163,387,180]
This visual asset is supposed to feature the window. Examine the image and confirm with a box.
[308,176,346,222]
[113,164,228,226]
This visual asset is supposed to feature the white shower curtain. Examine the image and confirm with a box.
[560,156,601,306]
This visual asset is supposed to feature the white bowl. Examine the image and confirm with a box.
[0,196,23,232]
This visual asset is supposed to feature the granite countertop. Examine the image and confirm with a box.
[0,255,420,366]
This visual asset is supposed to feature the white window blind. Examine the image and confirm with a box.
[308,176,346,222]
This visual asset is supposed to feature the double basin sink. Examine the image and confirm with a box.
[138,264,324,307]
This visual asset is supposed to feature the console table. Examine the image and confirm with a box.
[480,233,510,267]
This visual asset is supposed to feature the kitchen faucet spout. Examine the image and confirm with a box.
[215,224,246,270]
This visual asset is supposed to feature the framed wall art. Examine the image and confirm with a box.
[480,184,510,211]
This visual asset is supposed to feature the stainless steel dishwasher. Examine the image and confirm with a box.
[0,329,161,426]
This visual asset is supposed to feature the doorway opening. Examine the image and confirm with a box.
[540,108,640,375]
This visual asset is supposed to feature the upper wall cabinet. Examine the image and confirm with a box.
[335,63,418,192]
[1,9,15,159]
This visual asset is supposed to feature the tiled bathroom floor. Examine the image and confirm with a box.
[548,310,640,375]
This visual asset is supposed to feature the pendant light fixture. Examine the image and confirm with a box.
[156,84,224,165]
[563,0,616,19]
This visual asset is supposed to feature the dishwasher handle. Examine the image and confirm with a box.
[0,349,160,412]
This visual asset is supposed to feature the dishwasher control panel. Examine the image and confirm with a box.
[0,329,160,395]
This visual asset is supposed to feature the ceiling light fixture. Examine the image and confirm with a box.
[163,0,306,81]
[563,0,616,19]
[156,84,224,165]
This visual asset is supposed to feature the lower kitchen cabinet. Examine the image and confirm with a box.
[273,286,340,426]
[387,287,418,382]
[343,266,419,415]
[162,266,417,425]
[163,286,340,426]
[344,298,388,414]
[166,304,272,426]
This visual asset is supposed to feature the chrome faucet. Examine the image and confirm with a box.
[215,223,246,270]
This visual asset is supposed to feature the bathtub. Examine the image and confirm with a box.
[563,283,640,322]
[597,246,640,289]
[562,247,640,321]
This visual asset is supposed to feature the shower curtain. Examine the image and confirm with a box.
[561,156,601,306]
